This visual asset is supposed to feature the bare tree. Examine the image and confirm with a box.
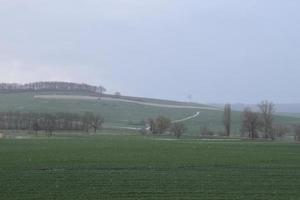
[200,125,214,137]
[90,114,104,133]
[242,108,262,139]
[82,112,94,133]
[156,116,171,134]
[223,103,231,136]
[147,118,154,133]
[170,122,186,139]
[44,114,56,137]
[148,116,171,134]
[32,119,40,135]
[272,124,289,138]
[258,100,276,139]
[295,125,300,142]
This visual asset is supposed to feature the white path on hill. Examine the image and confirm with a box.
[34,95,221,111]
[107,112,202,131]
[171,112,200,123]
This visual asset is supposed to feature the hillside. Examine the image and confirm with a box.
[0,90,299,136]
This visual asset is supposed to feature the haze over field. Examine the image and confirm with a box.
[1,0,300,103]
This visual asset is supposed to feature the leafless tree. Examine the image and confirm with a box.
[82,112,94,133]
[44,114,56,137]
[241,107,262,139]
[272,124,289,138]
[148,116,171,134]
[223,103,231,136]
[148,118,156,134]
[32,119,40,135]
[258,100,276,139]
[156,116,171,134]
[294,125,300,142]
[170,122,186,139]
[200,125,214,137]
[90,114,104,133]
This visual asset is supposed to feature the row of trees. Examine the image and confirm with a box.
[145,100,292,140]
[240,101,284,140]
[0,82,106,95]
[147,116,186,138]
[223,100,299,141]
[295,125,300,141]
[0,112,104,135]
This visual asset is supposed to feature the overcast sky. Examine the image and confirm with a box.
[0,0,300,103]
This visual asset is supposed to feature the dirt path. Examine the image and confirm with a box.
[171,112,200,123]
[34,95,220,110]
[106,112,201,131]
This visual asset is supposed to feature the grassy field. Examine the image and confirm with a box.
[0,92,299,135]
[0,134,299,200]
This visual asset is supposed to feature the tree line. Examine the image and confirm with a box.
[145,100,300,141]
[144,116,186,139]
[0,82,106,95]
[0,112,104,136]
[225,100,298,141]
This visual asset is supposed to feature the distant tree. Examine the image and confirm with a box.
[82,112,94,133]
[170,122,186,139]
[148,118,156,133]
[223,103,231,136]
[258,100,276,139]
[294,125,300,142]
[155,116,171,134]
[44,114,56,137]
[97,86,106,97]
[81,112,104,133]
[149,116,171,134]
[272,124,289,138]
[90,114,104,133]
[242,108,262,139]
[32,118,40,135]
[200,125,214,137]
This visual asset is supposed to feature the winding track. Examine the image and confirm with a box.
[171,112,200,123]
[106,112,202,131]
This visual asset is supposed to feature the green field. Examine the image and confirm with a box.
[0,134,300,200]
[0,92,299,136]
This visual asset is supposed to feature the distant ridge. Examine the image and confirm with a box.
[0,82,214,108]
[0,81,106,95]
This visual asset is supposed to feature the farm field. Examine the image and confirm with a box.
[0,92,299,136]
[0,134,299,200]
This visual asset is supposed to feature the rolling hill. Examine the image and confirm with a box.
[0,89,299,136]
[0,81,299,136]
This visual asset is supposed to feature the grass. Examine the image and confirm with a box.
[0,134,300,199]
[0,92,299,136]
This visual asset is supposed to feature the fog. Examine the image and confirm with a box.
[1,0,300,103]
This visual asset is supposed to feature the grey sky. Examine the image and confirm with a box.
[0,0,300,103]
